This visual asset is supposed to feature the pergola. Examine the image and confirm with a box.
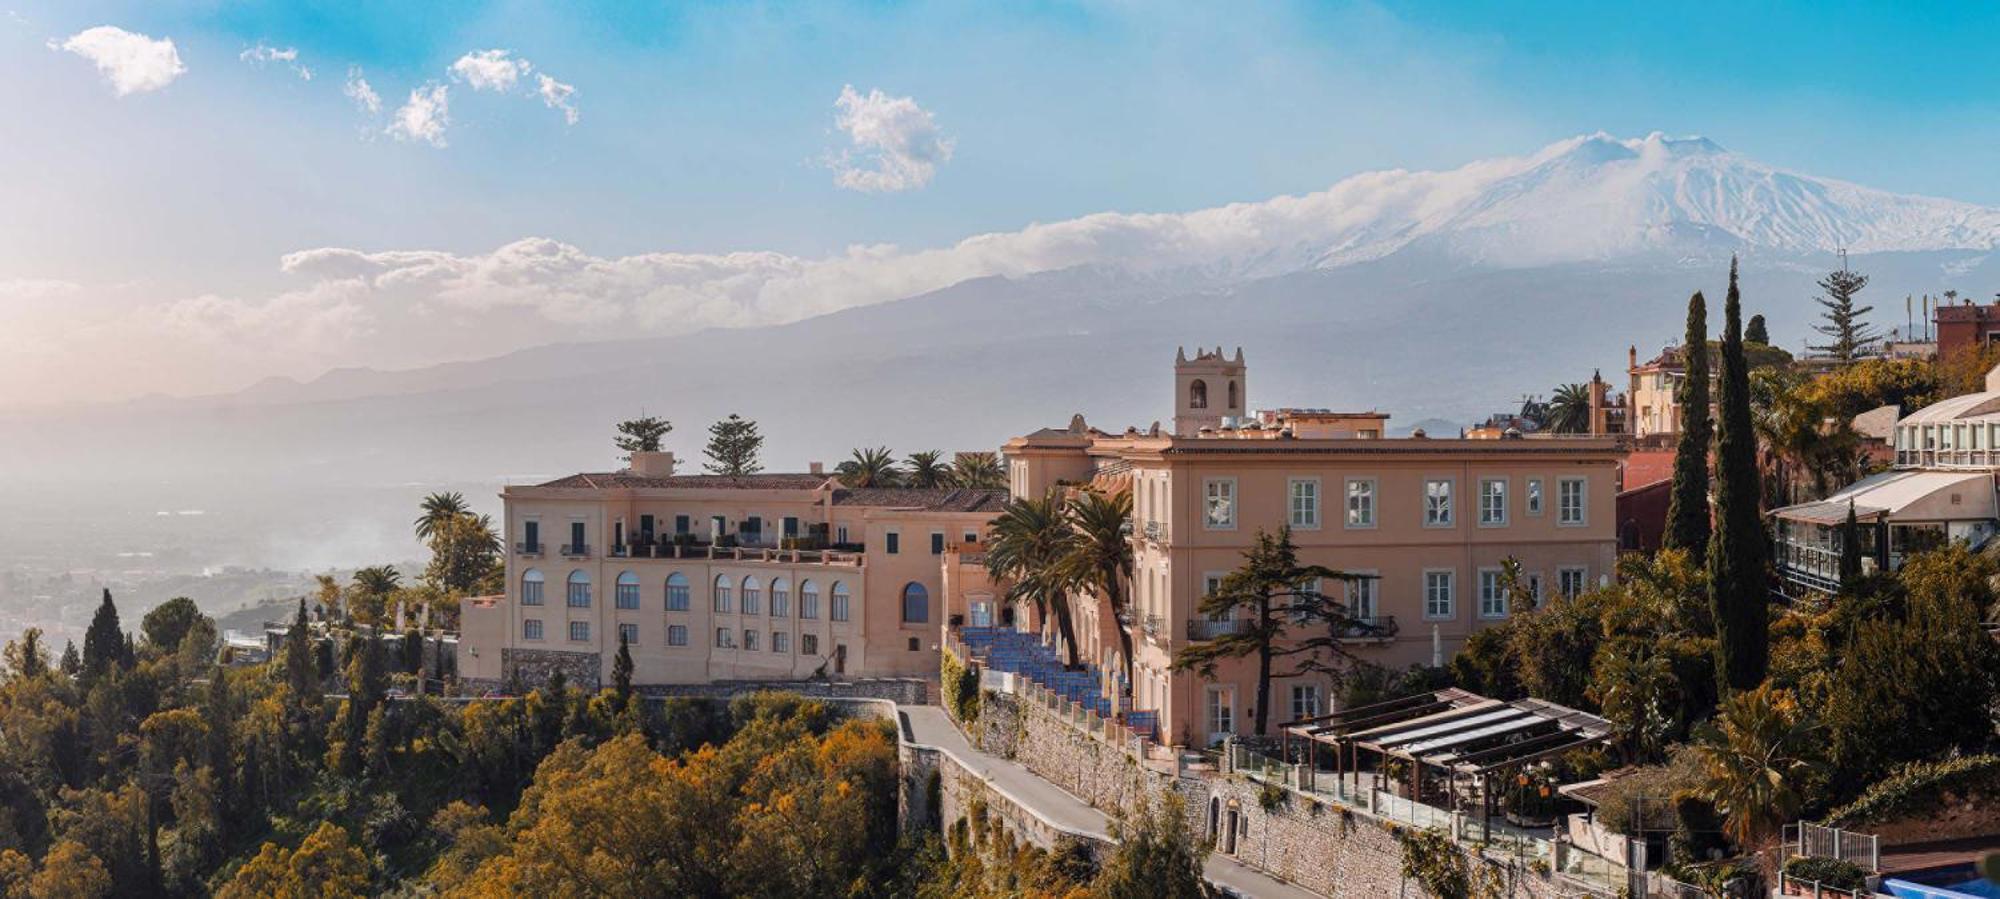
[1281,688,1611,832]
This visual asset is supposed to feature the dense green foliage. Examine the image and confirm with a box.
[1824,754,2000,829]
[940,648,979,725]
[1664,291,1713,555]
[613,416,673,454]
[702,414,765,476]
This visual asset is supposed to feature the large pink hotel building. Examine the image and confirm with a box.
[460,348,1622,747]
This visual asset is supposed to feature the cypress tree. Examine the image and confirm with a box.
[1838,501,1864,585]
[1745,314,1770,345]
[613,632,635,711]
[1664,291,1714,555]
[82,588,126,680]
[1708,257,1771,693]
[284,599,319,707]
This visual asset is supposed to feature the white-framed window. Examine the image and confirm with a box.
[770,578,790,617]
[741,576,762,615]
[1290,684,1321,721]
[1526,479,1544,516]
[566,570,591,607]
[1346,575,1377,621]
[1205,686,1235,740]
[569,621,589,642]
[1345,478,1376,528]
[713,575,733,613]
[1558,567,1588,598]
[1559,478,1588,526]
[744,629,759,652]
[715,627,734,649]
[1526,573,1544,606]
[617,622,639,645]
[1203,478,1237,529]
[665,573,690,611]
[522,619,543,641]
[1424,570,1455,619]
[1424,479,1454,527]
[615,571,640,609]
[1478,568,1508,619]
[801,633,819,656]
[773,631,790,653]
[830,582,851,622]
[800,580,820,619]
[1288,478,1320,529]
[521,568,544,606]
[667,624,688,646]
[1479,478,1508,526]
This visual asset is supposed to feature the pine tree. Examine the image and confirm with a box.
[1745,314,1769,345]
[82,589,126,681]
[612,632,635,711]
[613,416,673,455]
[59,640,81,677]
[1809,266,1877,362]
[1708,258,1771,693]
[1838,501,1864,585]
[701,414,764,476]
[1664,291,1714,555]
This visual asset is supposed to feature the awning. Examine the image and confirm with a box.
[1773,470,1996,525]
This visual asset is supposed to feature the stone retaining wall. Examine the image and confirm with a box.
[638,678,931,706]
[500,648,601,691]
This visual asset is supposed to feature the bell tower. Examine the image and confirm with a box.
[1173,346,1246,436]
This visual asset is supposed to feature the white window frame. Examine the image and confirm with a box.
[1558,566,1588,599]
[1205,686,1236,740]
[744,629,758,652]
[1345,478,1377,529]
[1525,572,1544,606]
[715,627,734,649]
[522,618,543,641]
[830,583,851,622]
[617,622,639,645]
[1288,477,1321,529]
[1526,478,1544,516]
[1423,569,1455,620]
[1558,477,1588,527]
[1290,684,1321,721]
[1203,478,1237,530]
[1477,568,1508,619]
[667,624,688,646]
[1345,572,1378,621]
[1478,478,1508,527]
[1424,479,1455,528]
[568,620,590,642]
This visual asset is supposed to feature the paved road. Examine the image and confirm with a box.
[900,706,1322,899]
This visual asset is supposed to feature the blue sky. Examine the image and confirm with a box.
[3,1,1999,403]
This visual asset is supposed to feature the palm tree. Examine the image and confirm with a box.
[1546,383,1593,434]
[1056,490,1136,694]
[986,491,1083,667]
[835,447,903,488]
[351,565,401,597]
[1694,684,1818,848]
[905,450,949,488]
[950,452,1005,490]
[414,491,469,540]
[1751,367,1858,507]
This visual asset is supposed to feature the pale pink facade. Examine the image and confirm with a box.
[460,451,1002,689]
[975,349,1624,748]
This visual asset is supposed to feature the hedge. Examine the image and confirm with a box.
[1783,855,1866,891]
[1824,753,2000,828]
[941,647,980,725]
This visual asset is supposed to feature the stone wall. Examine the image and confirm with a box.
[500,647,601,691]
[638,677,930,706]
[993,687,1574,898]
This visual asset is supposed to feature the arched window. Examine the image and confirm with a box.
[566,570,591,608]
[1188,378,1208,409]
[615,571,640,609]
[713,575,734,613]
[521,568,544,606]
[799,580,820,619]
[665,572,690,611]
[770,577,791,618]
[1227,380,1238,409]
[901,582,929,624]
[830,582,851,622]
[741,576,762,615]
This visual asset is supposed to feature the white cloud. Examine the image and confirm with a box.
[54,25,185,96]
[239,43,311,81]
[343,67,381,115]
[450,49,531,92]
[386,83,449,147]
[827,85,953,192]
[536,73,578,125]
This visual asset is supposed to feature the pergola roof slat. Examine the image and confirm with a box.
[1402,715,1556,757]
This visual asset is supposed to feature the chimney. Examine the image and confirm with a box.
[630,451,676,478]
[809,461,825,476]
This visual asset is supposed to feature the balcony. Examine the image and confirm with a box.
[559,543,590,558]
[1339,615,1399,642]
[1141,520,1167,544]
[1142,614,1166,641]
[1186,617,1245,640]
[515,541,544,556]
[612,542,864,568]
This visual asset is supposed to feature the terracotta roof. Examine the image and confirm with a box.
[533,472,833,490]
[831,488,1010,512]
